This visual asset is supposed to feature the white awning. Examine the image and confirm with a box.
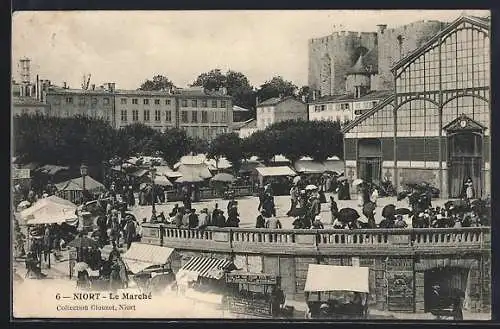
[178,256,234,280]
[255,166,297,177]
[122,243,174,274]
[294,160,327,174]
[304,264,369,293]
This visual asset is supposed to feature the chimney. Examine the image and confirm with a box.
[109,83,116,92]
[91,84,95,90]
[36,75,40,100]
[301,95,306,103]
[63,82,67,89]
[255,95,259,107]
[312,91,317,101]
[377,24,387,34]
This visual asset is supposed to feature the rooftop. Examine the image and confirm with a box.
[257,96,304,107]
[236,119,257,129]
[309,90,392,104]
[233,105,251,112]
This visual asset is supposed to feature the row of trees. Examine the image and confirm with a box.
[13,115,343,173]
[139,70,313,117]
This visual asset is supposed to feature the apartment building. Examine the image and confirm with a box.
[256,96,307,130]
[177,86,233,140]
[115,90,176,131]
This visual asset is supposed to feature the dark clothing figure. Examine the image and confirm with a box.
[127,189,135,207]
[256,214,266,228]
[311,219,324,229]
[77,270,91,289]
[188,212,199,228]
[215,213,226,228]
[338,181,351,200]
[125,220,136,249]
[379,218,394,229]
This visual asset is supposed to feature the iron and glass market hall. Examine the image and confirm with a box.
[342,16,490,198]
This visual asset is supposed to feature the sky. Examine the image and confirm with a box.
[12,10,489,90]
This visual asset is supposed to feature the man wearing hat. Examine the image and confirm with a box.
[198,208,209,230]
[311,215,324,229]
[394,215,407,228]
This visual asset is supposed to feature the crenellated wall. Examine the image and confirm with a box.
[141,224,491,313]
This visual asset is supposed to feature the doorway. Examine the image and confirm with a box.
[447,132,483,198]
[357,139,382,184]
[423,267,469,312]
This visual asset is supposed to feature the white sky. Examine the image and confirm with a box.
[12,10,489,89]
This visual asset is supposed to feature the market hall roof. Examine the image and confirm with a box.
[341,94,395,134]
[391,15,490,73]
[308,90,392,105]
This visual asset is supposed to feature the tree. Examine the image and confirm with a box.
[191,69,256,114]
[191,69,227,91]
[157,128,192,167]
[257,76,298,102]
[139,75,176,91]
[207,133,244,174]
[298,85,313,103]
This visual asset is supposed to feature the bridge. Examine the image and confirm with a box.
[141,224,491,313]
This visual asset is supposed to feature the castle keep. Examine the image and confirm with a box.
[308,20,446,96]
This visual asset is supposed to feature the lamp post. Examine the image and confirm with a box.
[80,163,88,202]
[150,165,157,216]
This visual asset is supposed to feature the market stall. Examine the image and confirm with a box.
[55,175,106,204]
[223,272,288,318]
[255,166,297,195]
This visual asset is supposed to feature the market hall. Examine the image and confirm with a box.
[342,15,490,199]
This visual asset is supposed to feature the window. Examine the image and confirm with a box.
[103,98,110,105]
[79,97,85,105]
[181,111,188,123]
[212,111,218,123]
[221,111,227,123]
[191,111,198,123]
[202,100,208,107]
[121,98,127,104]
[132,98,138,105]
[21,108,28,115]
[182,99,188,107]
[321,105,326,111]
[341,103,350,110]
[201,111,208,123]
[91,97,97,108]
[165,111,172,122]
[121,110,127,122]
[221,100,226,108]
[354,110,364,115]
[155,110,161,122]
[143,109,150,121]
[166,99,171,105]
[372,101,378,107]
[155,99,160,105]
[191,100,198,107]
[66,97,73,104]
[132,110,139,121]
[144,99,149,105]
[211,100,217,108]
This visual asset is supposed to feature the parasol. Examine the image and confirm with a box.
[68,235,99,249]
[362,202,376,217]
[338,208,360,223]
[211,173,236,183]
[395,208,412,216]
[382,204,396,218]
[74,262,89,272]
[397,191,409,201]
[305,184,318,191]
[293,176,301,185]
[17,200,31,208]
[154,175,173,187]
[176,172,205,183]
[352,179,364,186]
[337,176,348,182]
[139,183,149,190]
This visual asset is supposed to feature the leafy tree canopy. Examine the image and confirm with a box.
[256,76,298,103]
[139,75,176,91]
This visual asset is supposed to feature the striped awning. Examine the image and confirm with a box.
[178,257,234,280]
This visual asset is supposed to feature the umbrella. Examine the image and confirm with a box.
[176,172,204,183]
[362,202,376,216]
[397,191,409,201]
[338,208,360,223]
[352,179,364,186]
[211,173,236,183]
[293,176,301,185]
[337,176,348,182]
[305,184,318,191]
[395,208,412,216]
[154,175,173,187]
[139,183,149,190]
[74,262,89,272]
[382,204,396,218]
[68,235,99,249]
[17,200,31,208]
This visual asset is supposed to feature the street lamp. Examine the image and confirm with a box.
[150,165,157,216]
[80,163,88,201]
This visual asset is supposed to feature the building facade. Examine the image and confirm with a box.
[256,97,307,130]
[308,90,391,124]
[115,90,176,132]
[44,83,116,127]
[12,97,50,116]
[342,16,490,198]
[41,85,233,141]
[308,20,447,96]
[177,87,233,140]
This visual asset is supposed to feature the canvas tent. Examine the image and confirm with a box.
[19,195,78,225]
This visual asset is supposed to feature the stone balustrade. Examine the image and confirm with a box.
[141,224,490,255]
